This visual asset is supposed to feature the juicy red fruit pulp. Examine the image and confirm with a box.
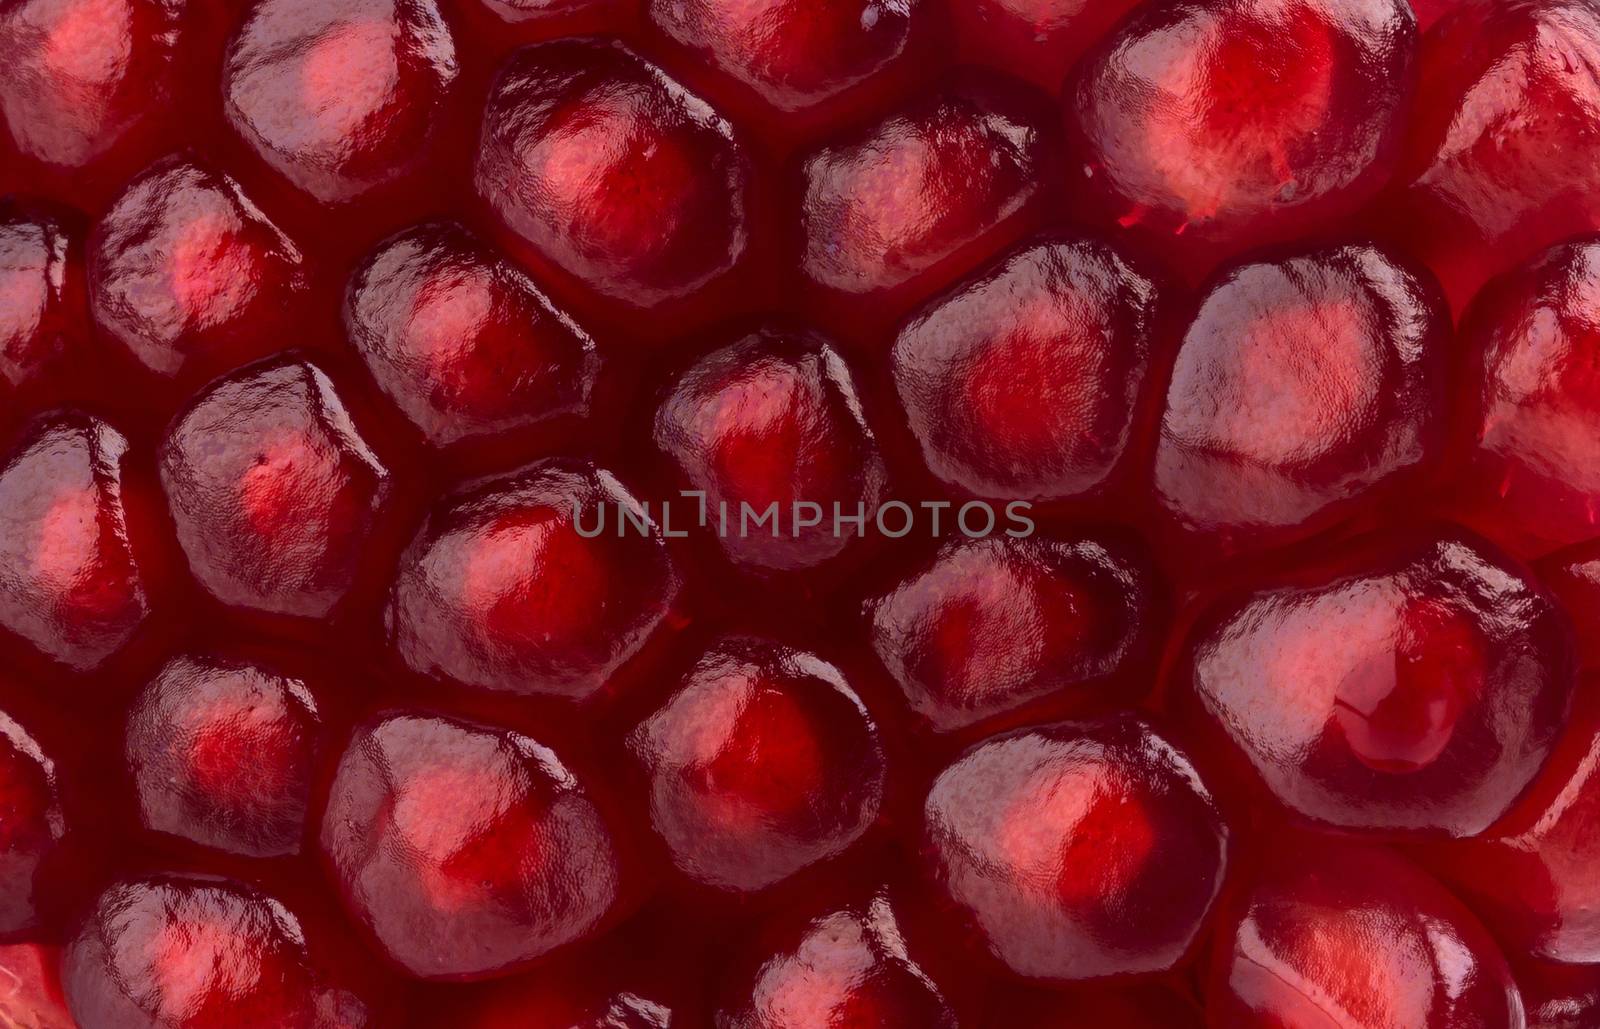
[1066,0,1417,280]
[0,0,1597,1025]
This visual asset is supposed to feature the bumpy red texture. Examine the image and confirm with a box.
[0,0,1597,1024]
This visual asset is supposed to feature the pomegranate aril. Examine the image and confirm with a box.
[797,76,1055,329]
[0,414,155,672]
[865,534,1161,734]
[715,886,961,1028]
[63,873,391,1028]
[344,220,599,448]
[475,38,752,312]
[1183,527,1576,837]
[0,199,86,394]
[159,357,394,621]
[319,711,628,980]
[1384,0,1600,313]
[1066,0,1417,280]
[1205,835,1524,1028]
[0,711,65,939]
[922,714,1227,981]
[0,0,1593,1016]
[1153,244,1450,555]
[0,0,197,176]
[946,0,1144,94]
[386,458,679,701]
[646,0,927,123]
[1455,236,1600,555]
[653,327,886,573]
[628,636,887,892]
[90,153,308,380]
[223,0,460,206]
[0,943,74,1029]
[892,233,1166,503]
[1417,679,1600,963]
[123,652,323,859]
